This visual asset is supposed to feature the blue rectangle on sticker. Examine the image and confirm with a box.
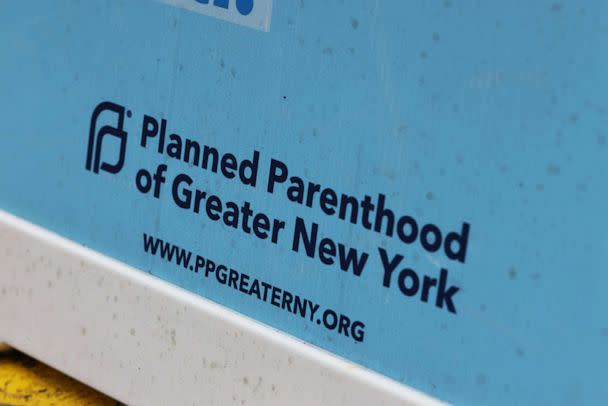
[1,1,607,405]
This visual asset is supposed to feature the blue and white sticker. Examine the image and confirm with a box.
[157,0,273,31]
[2,1,608,405]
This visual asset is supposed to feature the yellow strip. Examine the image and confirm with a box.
[0,351,118,406]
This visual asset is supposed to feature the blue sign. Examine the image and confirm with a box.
[1,1,607,404]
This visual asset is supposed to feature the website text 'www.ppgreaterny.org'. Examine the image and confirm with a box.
[142,233,366,343]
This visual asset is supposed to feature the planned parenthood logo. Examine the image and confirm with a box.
[156,0,273,31]
[86,101,130,175]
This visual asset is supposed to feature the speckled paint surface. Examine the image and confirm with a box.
[0,1,606,404]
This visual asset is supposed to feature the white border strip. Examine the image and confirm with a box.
[0,210,443,405]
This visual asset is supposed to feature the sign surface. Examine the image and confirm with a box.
[1,1,607,404]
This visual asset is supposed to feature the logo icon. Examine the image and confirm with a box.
[86,101,130,174]
[195,0,254,16]
[157,0,273,32]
